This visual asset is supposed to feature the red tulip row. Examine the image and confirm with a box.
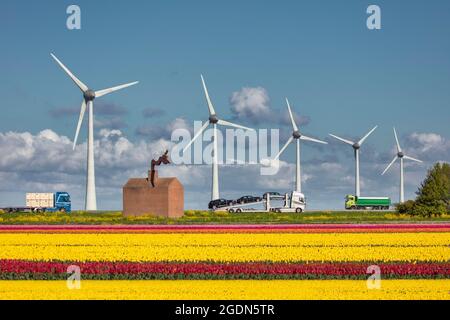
[1,260,448,277]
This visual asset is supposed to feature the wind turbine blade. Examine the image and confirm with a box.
[182,121,210,153]
[393,127,402,152]
[358,125,378,145]
[217,119,254,131]
[73,99,87,150]
[50,53,88,92]
[200,75,216,116]
[381,156,398,175]
[273,136,294,161]
[285,98,298,131]
[404,155,423,163]
[95,81,139,98]
[301,135,328,145]
[329,134,354,146]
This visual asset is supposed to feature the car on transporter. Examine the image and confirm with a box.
[208,198,234,210]
[235,195,262,204]
[262,192,284,200]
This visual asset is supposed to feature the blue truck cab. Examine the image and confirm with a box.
[46,192,72,213]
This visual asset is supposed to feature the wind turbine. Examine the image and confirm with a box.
[329,125,378,197]
[273,99,327,193]
[50,53,138,211]
[381,127,423,203]
[183,75,253,201]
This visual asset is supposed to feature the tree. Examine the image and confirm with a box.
[398,162,450,217]
[397,200,415,215]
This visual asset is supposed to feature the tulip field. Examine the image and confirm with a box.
[0,224,449,299]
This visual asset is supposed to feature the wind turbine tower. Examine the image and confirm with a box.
[51,53,138,211]
[274,99,328,193]
[183,75,253,201]
[381,128,423,203]
[329,125,378,197]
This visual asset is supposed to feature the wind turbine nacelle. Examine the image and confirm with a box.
[293,131,301,139]
[83,89,96,101]
[209,114,219,124]
[398,151,404,158]
[353,143,361,150]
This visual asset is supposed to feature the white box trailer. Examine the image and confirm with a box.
[26,193,54,208]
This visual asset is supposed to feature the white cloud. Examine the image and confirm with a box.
[229,87,271,122]
[409,133,444,150]
[229,86,310,127]
[406,132,450,159]
[166,118,191,133]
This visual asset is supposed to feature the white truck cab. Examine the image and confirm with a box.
[272,191,306,213]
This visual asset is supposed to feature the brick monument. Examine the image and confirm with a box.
[123,151,184,218]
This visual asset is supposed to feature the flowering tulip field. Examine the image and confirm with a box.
[0,224,449,299]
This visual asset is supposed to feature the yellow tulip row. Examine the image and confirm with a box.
[0,232,448,263]
[0,232,449,246]
[0,280,449,300]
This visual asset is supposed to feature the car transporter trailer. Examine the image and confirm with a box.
[212,192,306,213]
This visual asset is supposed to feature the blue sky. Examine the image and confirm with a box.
[1,0,449,210]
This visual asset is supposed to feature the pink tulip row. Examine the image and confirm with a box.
[0,223,449,233]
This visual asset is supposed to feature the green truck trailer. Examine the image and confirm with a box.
[345,195,391,210]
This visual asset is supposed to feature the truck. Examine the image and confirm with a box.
[213,191,306,213]
[345,194,390,210]
[271,191,306,213]
[3,192,72,213]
